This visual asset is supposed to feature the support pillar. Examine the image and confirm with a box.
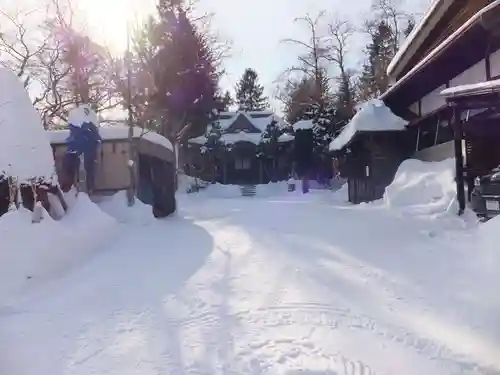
[452,106,466,215]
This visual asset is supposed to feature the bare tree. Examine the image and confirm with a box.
[281,12,331,96]
[371,0,414,54]
[327,18,356,118]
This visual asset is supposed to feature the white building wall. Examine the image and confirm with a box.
[414,141,454,162]
[489,49,500,78]
[449,59,486,86]
[420,84,447,115]
[414,59,488,117]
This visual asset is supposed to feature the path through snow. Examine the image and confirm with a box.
[1,193,499,375]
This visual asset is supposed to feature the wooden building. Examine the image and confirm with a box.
[332,0,500,208]
[187,111,294,185]
[48,124,177,217]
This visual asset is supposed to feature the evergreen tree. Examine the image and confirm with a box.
[201,120,225,182]
[404,17,415,38]
[258,118,282,179]
[358,21,394,102]
[146,0,221,139]
[235,68,269,111]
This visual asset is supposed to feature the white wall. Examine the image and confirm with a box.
[420,84,447,115]
[490,49,500,78]
[413,59,488,117]
[449,59,486,87]
[415,141,454,162]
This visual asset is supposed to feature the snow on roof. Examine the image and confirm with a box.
[48,124,173,152]
[329,99,408,151]
[440,79,500,98]
[293,119,315,130]
[215,111,288,132]
[67,104,99,127]
[387,0,444,77]
[382,0,500,101]
[0,67,56,183]
[221,132,262,145]
[188,130,294,146]
[278,133,294,142]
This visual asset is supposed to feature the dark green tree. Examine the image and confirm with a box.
[235,68,269,111]
[357,21,394,102]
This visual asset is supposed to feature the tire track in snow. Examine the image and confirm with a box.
[169,303,492,374]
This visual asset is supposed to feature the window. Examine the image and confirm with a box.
[235,157,251,170]
[435,118,453,145]
[417,120,437,151]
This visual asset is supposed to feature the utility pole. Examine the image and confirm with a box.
[126,20,135,206]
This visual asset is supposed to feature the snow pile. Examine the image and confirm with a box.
[383,158,477,227]
[384,158,456,214]
[329,99,408,151]
[0,194,117,301]
[177,173,210,193]
[0,67,56,183]
[98,191,155,224]
[67,104,99,127]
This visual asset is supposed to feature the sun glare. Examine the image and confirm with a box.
[78,0,154,53]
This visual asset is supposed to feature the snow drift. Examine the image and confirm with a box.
[384,158,457,215]
[0,67,56,183]
[0,194,117,301]
[382,158,478,228]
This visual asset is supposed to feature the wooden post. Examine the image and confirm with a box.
[259,158,263,184]
[452,106,466,215]
[125,21,135,207]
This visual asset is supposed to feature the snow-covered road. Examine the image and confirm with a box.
[1,192,500,375]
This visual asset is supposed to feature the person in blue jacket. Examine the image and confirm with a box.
[63,107,102,193]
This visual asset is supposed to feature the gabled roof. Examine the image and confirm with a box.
[216,111,289,132]
[329,99,408,151]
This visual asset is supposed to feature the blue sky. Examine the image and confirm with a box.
[80,0,431,112]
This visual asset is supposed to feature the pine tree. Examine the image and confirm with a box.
[358,21,394,102]
[235,68,269,111]
[201,120,225,182]
[146,0,221,140]
[404,17,415,38]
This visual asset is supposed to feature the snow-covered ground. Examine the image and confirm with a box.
[1,159,500,375]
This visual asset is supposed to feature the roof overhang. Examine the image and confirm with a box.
[382,0,500,115]
[388,0,451,79]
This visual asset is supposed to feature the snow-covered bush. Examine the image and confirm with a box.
[0,67,58,217]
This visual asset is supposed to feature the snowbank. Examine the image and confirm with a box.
[98,191,156,224]
[329,99,408,151]
[0,67,56,183]
[382,158,477,227]
[0,194,117,300]
[384,158,456,214]
[180,180,291,199]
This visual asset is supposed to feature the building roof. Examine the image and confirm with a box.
[382,0,500,111]
[441,79,500,98]
[188,110,293,146]
[47,124,174,152]
[329,99,408,151]
[216,111,289,132]
[387,0,449,79]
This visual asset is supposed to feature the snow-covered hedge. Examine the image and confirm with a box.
[0,67,57,185]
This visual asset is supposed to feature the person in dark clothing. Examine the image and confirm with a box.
[63,113,102,193]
